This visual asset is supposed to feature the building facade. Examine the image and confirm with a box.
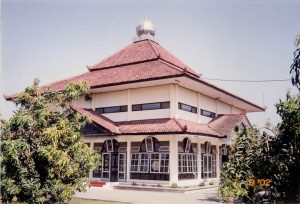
[7,19,265,186]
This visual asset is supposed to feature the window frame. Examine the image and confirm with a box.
[96,105,128,114]
[132,101,170,112]
[200,109,216,118]
[145,137,154,152]
[130,153,140,173]
[178,102,197,114]
[139,153,150,173]
[106,139,114,152]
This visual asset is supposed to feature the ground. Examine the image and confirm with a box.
[74,187,220,204]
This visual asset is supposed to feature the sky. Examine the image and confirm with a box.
[1,0,300,128]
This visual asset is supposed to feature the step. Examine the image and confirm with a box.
[90,181,106,187]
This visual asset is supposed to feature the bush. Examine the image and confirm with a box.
[171,183,178,188]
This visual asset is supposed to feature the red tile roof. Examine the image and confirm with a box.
[45,60,187,91]
[72,106,224,137]
[87,39,199,77]
[208,114,247,136]
[70,105,120,134]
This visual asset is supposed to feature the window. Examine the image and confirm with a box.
[200,109,216,118]
[132,101,170,111]
[130,153,170,174]
[96,105,127,114]
[201,153,217,179]
[160,153,169,173]
[145,137,154,152]
[185,139,191,153]
[106,139,114,152]
[204,142,212,154]
[150,153,160,173]
[178,153,198,173]
[130,153,140,172]
[140,153,150,173]
[178,102,197,113]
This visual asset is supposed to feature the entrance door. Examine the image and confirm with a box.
[102,153,110,180]
[110,153,118,182]
[203,154,212,179]
[118,153,126,181]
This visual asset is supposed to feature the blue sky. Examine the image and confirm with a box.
[1,0,299,128]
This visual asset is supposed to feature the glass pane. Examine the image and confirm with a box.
[161,102,170,109]
[181,103,192,112]
[142,103,161,110]
[104,106,121,113]
[146,138,153,152]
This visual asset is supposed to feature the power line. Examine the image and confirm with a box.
[202,78,290,83]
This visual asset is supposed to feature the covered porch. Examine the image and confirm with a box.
[84,134,229,186]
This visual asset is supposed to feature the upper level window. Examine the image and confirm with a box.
[145,137,154,152]
[132,101,170,111]
[200,109,216,118]
[178,102,197,113]
[106,139,114,152]
[96,105,128,114]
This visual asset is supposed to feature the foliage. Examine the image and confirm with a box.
[273,93,300,201]
[219,128,270,202]
[0,80,100,203]
[290,34,300,90]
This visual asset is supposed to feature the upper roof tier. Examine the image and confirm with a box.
[87,39,199,77]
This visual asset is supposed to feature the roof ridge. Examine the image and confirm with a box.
[87,42,133,70]
[70,104,120,134]
[159,59,200,78]
[147,39,160,57]
[89,58,158,71]
[172,117,187,132]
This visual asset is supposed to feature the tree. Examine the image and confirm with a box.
[219,128,273,202]
[273,93,300,201]
[290,34,300,89]
[0,80,100,203]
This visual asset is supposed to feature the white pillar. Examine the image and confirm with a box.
[197,93,201,123]
[126,140,131,182]
[89,142,94,179]
[169,135,178,184]
[169,84,179,118]
[197,139,202,179]
[216,143,220,179]
[127,89,132,121]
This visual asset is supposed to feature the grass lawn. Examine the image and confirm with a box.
[68,198,130,204]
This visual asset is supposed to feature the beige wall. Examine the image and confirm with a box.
[72,96,92,109]
[217,100,231,114]
[73,84,245,123]
[131,85,170,104]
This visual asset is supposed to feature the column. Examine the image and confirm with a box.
[127,89,132,121]
[126,140,131,182]
[89,142,94,179]
[197,93,201,123]
[216,143,220,179]
[169,135,178,184]
[197,140,202,179]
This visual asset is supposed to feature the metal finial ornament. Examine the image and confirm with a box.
[136,18,156,37]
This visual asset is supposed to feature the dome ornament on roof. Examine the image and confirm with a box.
[134,17,156,42]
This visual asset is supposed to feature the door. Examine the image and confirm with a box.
[203,154,212,179]
[102,153,110,180]
[118,153,126,182]
[110,153,118,182]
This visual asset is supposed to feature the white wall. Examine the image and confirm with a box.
[88,84,244,123]
[93,90,128,121]
[130,85,170,120]
[232,106,243,114]
[177,86,198,122]
[217,101,231,114]
[72,96,92,109]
